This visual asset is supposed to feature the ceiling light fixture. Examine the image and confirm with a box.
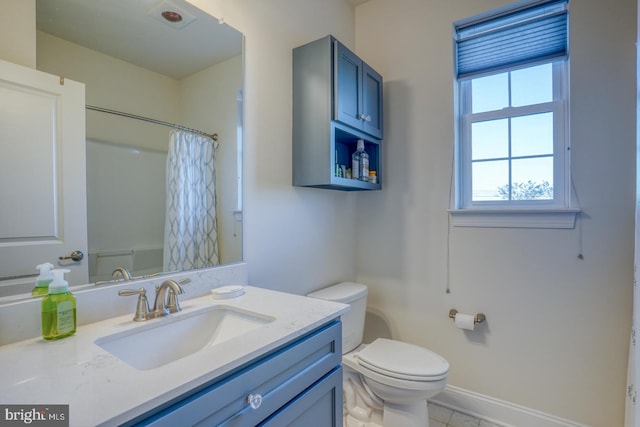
[149,1,196,29]
[161,10,183,23]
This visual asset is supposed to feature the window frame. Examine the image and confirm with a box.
[450,0,579,229]
[457,61,569,210]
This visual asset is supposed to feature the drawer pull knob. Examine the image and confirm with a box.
[246,393,263,409]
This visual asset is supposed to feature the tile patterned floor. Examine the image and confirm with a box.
[429,402,503,427]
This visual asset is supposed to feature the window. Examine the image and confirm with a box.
[452,0,577,228]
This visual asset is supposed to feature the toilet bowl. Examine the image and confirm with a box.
[308,282,449,427]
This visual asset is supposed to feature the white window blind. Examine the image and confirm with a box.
[455,0,568,78]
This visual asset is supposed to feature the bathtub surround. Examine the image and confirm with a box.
[86,138,167,282]
[88,247,164,283]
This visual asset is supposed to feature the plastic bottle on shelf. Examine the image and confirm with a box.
[351,139,369,181]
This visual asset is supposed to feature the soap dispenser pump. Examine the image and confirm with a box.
[32,262,55,297]
[41,269,76,341]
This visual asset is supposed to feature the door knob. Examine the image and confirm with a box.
[59,250,84,262]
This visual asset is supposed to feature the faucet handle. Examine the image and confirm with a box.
[119,287,150,321]
[166,279,190,313]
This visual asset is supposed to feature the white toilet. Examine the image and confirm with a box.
[308,282,449,427]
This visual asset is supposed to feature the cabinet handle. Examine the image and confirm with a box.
[246,393,263,409]
[360,113,372,122]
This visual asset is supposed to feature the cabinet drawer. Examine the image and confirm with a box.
[131,320,341,427]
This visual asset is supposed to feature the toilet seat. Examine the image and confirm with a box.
[356,339,449,381]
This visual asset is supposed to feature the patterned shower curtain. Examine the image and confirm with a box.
[627,25,640,424]
[163,129,219,272]
[627,200,640,426]
[626,82,640,423]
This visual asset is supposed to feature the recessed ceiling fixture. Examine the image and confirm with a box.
[148,1,196,30]
[161,10,183,23]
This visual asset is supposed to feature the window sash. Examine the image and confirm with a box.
[457,62,568,209]
[454,0,568,78]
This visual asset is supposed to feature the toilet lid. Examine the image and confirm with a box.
[356,338,449,381]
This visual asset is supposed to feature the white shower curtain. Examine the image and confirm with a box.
[163,129,219,272]
[626,200,640,426]
[627,223,639,426]
[627,22,640,423]
[626,63,640,423]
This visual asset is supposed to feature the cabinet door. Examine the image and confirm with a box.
[259,367,342,427]
[335,42,383,140]
[335,41,363,132]
[362,63,383,139]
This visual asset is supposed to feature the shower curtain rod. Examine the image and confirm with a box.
[85,105,219,141]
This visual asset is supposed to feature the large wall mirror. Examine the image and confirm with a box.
[1,0,243,300]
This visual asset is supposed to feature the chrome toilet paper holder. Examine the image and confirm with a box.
[449,309,486,325]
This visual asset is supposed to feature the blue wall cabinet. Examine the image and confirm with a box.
[124,320,343,426]
[293,35,383,191]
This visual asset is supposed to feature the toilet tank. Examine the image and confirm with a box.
[307,282,367,353]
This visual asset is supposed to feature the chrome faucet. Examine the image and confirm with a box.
[112,266,133,281]
[152,279,190,317]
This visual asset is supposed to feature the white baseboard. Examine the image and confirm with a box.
[430,385,589,427]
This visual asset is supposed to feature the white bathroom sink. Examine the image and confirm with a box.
[94,306,275,370]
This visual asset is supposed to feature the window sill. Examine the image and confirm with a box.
[448,208,580,229]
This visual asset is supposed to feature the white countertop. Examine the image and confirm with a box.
[0,286,347,426]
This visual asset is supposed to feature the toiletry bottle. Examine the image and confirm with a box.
[42,269,76,341]
[32,262,55,297]
[351,139,369,181]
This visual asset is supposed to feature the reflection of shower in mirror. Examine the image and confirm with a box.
[0,0,245,302]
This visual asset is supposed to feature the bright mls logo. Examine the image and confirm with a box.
[1,405,68,426]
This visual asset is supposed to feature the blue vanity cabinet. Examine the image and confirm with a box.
[124,320,342,427]
[293,35,383,191]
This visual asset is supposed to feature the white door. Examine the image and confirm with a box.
[0,59,88,297]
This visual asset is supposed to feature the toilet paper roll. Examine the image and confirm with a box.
[454,313,476,331]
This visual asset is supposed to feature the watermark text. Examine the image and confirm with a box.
[1,405,68,426]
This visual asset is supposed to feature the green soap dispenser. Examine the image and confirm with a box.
[32,263,55,297]
[41,269,76,341]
